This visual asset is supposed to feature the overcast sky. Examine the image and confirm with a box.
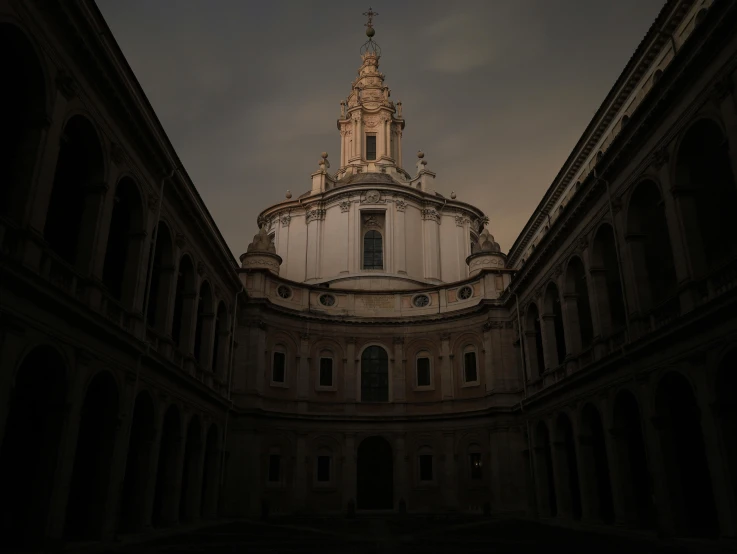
[96,0,664,258]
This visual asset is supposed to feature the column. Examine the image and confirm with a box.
[345,338,356,403]
[549,417,572,519]
[199,311,216,372]
[342,434,357,513]
[539,314,558,371]
[394,200,407,274]
[0,321,26,449]
[393,337,405,402]
[442,433,458,510]
[600,395,628,526]
[572,416,598,523]
[532,444,552,517]
[440,334,453,400]
[297,334,310,401]
[561,293,582,356]
[394,434,408,510]
[294,434,307,512]
[483,326,494,392]
[141,411,165,529]
[523,330,541,380]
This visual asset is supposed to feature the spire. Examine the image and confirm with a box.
[334,8,407,180]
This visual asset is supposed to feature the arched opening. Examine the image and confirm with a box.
[612,390,653,528]
[179,416,203,523]
[363,230,383,270]
[200,424,220,520]
[145,222,174,332]
[655,372,718,537]
[44,115,105,269]
[119,391,156,533]
[171,255,196,350]
[102,177,144,306]
[193,282,214,368]
[525,303,545,378]
[543,283,567,366]
[0,24,47,221]
[211,302,229,380]
[65,372,119,540]
[626,181,677,311]
[534,422,557,517]
[715,350,737,514]
[674,119,737,273]
[591,224,627,334]
[360,345,389,402]
[555,413,582,520]
[564,257,594,351]
[356,436,393,510]
[152,404,182,527]
[0,347,66,547]
[580,404,614,523]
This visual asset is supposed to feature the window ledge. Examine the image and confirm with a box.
[461,381,480,388]
[413,385,435,392]
[270,381,289,388]
[315,385,337,392]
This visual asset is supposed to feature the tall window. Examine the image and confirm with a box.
[268,454,281,482]
[317,455,331,482]
[361,346,389,402]
[470,452,483,480]
[419,454,433,482]
[416,355,431,387]
[319,357,333,387]
[464,349,478,383]
[363,230,383,269]
[272,351,286,383]
[366,134,377,160]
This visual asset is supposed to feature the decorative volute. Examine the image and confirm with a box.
[335,8,406,180]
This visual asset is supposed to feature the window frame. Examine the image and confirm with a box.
[417,449,435,487]
[267,451,283,487]
[271,347,288,387]
[316,353,336,391]
[365,133,377,160]
[314,452,334,488]
[414,351,433,391]
[469,450,483,482]
[360,345,390,403]
[462,346,480,387]
[362,229,384,270]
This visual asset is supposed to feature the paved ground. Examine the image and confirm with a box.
[90,517,731,554]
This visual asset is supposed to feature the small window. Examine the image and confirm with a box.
[470,452,483,480]
[464,350,478,383]
[412,294,430,308]
[419,454,433,482]
[319,357,333,387]
[273,351,286,383]
[317,455,331,482]
[268,454,280,482]
[366,134,377,160]
[417,356,431,387]
[277,285,292,299]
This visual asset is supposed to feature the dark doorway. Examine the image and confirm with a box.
[65,372,119,540]
[556,413,582,520]
[580,404,614,523]
[200,424,220,520]
[179,416,203,522]
[357,436,393,510]
[152,405,182,527]
[0,347,67,547]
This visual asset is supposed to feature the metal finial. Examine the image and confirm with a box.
[363,7,379,28]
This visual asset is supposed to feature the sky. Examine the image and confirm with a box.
[96,0,665,259]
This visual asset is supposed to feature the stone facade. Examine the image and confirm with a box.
[1,0,736,550]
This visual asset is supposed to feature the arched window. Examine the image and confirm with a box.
[363,230,383,270]
[361,345,388,402]
[463,345,479,384]
[416,351,432,389]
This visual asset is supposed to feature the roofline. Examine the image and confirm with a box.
[506,0,685,264]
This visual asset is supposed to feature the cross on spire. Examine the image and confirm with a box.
[363,7,378,28]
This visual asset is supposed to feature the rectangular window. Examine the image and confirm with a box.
[319,358,333,387]
[317,455,331,482]
[268,454,280,482]
[417,357,431,387]
[366,134,377,160]
[273,351,286,383]
[419,454,433,482]
[470,453,483,480]
[464,351,477,383]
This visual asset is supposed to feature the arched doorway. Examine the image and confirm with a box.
[612,390,653,528]
[555,413,582,520]
[152,405,182,527]
[65,372,119,540]
[119,391,156,532]
[179,416,203,522]
[655,372,718,537]
[579,404,614,523]
[0,346,67,547]
[357,436,393,510]
[360,346,389,402]
[0,23,47,221]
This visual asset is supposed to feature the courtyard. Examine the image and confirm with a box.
[89,517,734,554]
